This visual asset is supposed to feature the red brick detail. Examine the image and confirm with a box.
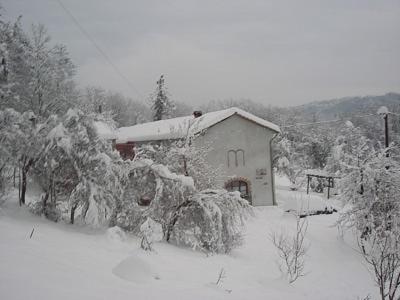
[115,142,135,160]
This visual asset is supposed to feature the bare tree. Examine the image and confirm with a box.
[270,215,309,283]
[358,231,400,300]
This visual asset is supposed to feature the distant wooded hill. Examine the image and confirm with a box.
[286,92,400,122]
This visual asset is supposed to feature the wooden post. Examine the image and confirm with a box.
[307,175,310,194]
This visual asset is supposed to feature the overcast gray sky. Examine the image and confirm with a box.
[3,0,400,107]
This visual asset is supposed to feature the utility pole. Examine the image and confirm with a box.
[377,106,389,157]
[384,113,389,149]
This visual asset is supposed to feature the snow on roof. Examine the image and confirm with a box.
[94,121,117,140]
[117,107,280,143]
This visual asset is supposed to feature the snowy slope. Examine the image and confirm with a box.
[0,185,375,300]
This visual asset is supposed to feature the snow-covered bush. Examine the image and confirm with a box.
[338,149,400,300]
[140,217,163,251]
[169,189,251,254]
[107,226,127,243]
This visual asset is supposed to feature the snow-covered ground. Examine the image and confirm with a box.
[0,178,376,300]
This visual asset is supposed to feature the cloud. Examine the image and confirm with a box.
[3,0,400,106]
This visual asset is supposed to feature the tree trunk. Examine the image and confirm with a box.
[166,200,193,242]
[20,167,27,205]
[43,192,49,215]
[379,278,385,300]
[19,158,34,206]
[182,156,189,176]
[18,166,21,205]
[70,203,78,224]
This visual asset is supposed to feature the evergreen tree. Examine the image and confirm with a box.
[151,75,175,121]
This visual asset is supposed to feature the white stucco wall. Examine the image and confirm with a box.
[193,114,277,206]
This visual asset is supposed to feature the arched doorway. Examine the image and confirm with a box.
[225,178,252,205]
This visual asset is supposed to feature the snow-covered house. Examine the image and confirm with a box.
[117,107,280,206]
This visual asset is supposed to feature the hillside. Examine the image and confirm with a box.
[288,92,400,122]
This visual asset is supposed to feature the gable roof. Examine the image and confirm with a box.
[117,107,280,143]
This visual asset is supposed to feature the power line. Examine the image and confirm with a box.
[53,0,144,99]
[282,113,376,128]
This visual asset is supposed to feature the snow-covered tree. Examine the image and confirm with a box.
[115,156,249,253]
[274,130,310,189]
[27,24,76,118]
[338,149,400,300]
[0,108,52,205]
[115,157,195,232]
[32,109,128,226]
[1,106,128,226]
[275,136,304,189]
[79,86,108,114]
[150,75,175,121]
[137,138,222,191]
[325,121,373,176]
[0,108,22,194]
[0,17,30,108]
[1,21,77,118]
[79,86,152,127]
[0,11,9,87]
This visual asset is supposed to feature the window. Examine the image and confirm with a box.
[227,149,245,167]
[225,180,250,202]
